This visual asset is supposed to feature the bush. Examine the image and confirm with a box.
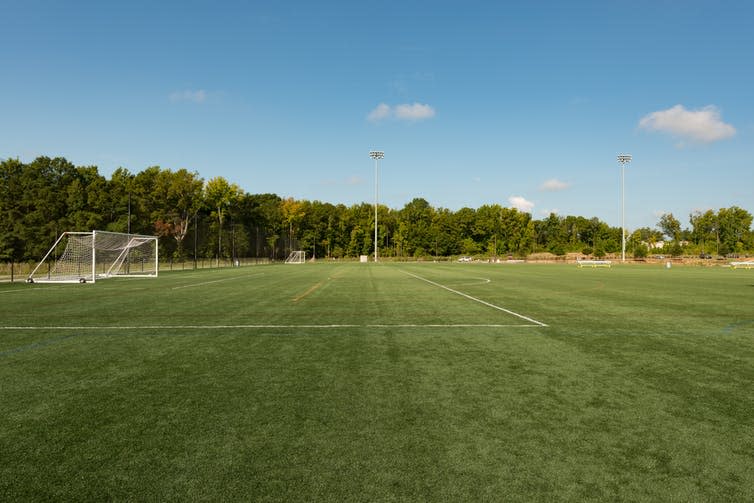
[549,244,566,256]
[668,241,684,257]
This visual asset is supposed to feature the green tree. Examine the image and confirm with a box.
[658,213,684,256]
[630,227,664,256]
[280,197,306,255]
[150,168,204,259]
[64,166,108,233]
[105,167,135,233]
[658,213,682,242]
[0,159,24,263]
[474,204,502,256]
[689,210,718,255]
[431,208,458,257]
[239,193,283,259]
[501,207,534,256]
[399,198,435,257]
[717,206,752,256]
[536,213,565,253]
[204,177,243,264]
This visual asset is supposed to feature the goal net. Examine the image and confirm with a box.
[28,231,159,283]
[285,250,306,264]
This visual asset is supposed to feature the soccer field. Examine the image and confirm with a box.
[1,262,753,500]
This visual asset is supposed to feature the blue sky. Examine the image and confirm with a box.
[2,0,753,229]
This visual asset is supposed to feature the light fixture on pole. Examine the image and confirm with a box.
[617,154,632,262]
[369,150,384,262]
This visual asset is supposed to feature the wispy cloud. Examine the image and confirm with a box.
[367,102,436,122]
[509,196,534,213]
[639,104,735,144]
[367,103,391,122]
[169,89,207,104]
[539,178,571,192]
[394,103,436,120]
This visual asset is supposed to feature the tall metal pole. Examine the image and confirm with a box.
[369,151,384,262]
[617,154,632,262]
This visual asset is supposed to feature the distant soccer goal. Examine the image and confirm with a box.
[27,231,159,284]
[285,250,306,264]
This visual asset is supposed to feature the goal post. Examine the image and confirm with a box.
[285,250,306,264]
[27,230,159,283]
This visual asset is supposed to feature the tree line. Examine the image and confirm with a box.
[1,156,752,264]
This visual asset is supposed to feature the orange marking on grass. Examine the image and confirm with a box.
[293,281,324,302]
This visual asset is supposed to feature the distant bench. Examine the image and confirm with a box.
[730,261,754,269]
[577,260,612,268]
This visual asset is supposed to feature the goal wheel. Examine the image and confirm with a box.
[79,278,87,284]
[26,278,34,284]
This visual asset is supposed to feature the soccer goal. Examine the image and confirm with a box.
[285,250,306,264]
[27,231,159,284]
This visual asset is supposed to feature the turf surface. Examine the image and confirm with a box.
[1,262,753,500]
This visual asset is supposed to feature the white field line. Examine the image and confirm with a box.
[450,277,491,287]
[402,270,548,327]
[0,286,68,294]
[0,324,541,331]
[171,273,264,290]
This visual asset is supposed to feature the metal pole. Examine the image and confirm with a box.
[369,151,384,262]
[617,154,632,263]
[375,158,378,262]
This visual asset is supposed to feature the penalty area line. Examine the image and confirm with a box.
[402,270,549,327]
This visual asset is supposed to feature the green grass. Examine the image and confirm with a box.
[1,262,753,501]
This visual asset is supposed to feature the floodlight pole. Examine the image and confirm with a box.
[369,151,384,262]
[617,154,632,262]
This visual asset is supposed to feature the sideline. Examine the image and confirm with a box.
[0,324,542,331]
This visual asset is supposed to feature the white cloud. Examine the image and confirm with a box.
[638,104,735,144]
[394,102,436,121]
[367,102,436,122]
[169,89,207,103]
[508,196,534,213]
[540,178,571,192]
[367,103,391,122]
